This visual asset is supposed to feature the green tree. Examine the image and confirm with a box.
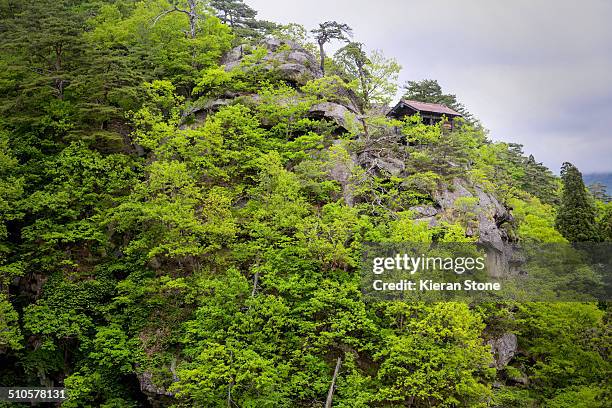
[311,21,352,75]
[0,0,87,145]
[334,42,368,88]
[374,303,494,407]
[516,302,609,403]
[509,195,567,243]
[473,142,559,205]
[153,0,206,39]
[270,23,312,47]
[595,201,612,241]
[0,131,24,290]
[210,0,276,40]
[335,43,401,109]
[0,293,22,352]
[555,162,600,242]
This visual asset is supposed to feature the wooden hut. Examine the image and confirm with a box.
[387,99,462,130]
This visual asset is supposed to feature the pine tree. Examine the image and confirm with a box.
[555,162,600,242]
[210,0,276,40]
[402,79,476,124]
[0,0,87,130]
[311,21,352,75]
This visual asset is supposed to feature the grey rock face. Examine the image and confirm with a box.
[487,332,518,369]
[221,39,322,85]
[373,157,406,176]
[411,204,440,227]
[137,371,174,408]
[431,179,515,276]
[275,62,315,83]
[180,98,233,129]
[259,37,288,53]
[308,102,359,131]
[413,216,438,227]
[286,50,313,65]
[328,141,356,206]
[433,180,512,242]
[136,358,178,407]
[409,205,438,217]
[433,179,473,210]
[137,371,172,397]
[220,44,245,69]
[474,185,509,250]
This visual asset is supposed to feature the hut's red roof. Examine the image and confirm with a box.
[398,99,462,116]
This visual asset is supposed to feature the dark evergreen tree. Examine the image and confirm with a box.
[209,0,276,40]
[555,162,601,242]
[599,205,612,241]
[0,0,87,134]
[498,143,559,205]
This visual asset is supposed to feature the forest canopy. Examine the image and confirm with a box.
[0,1,610,407]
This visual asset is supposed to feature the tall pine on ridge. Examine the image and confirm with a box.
[555,162,600,242]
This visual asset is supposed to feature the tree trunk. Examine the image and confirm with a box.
[187,0,197,38]
[357,62,368,110]
[325,357,342,408]
[54,44,64,99]
[251,271,259,297]
[318,41,326,75]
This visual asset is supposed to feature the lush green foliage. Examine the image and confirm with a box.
[0,1,609,407]
[556,162,601,242]
[334,43,401,109]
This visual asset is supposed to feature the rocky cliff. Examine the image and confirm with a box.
[194,38,515,252]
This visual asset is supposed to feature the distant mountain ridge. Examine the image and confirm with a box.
[583,172,612,194]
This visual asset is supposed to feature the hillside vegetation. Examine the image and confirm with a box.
[0,1,610,407]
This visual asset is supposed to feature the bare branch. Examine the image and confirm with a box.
[152,7,176,26]
[152,6,190,27]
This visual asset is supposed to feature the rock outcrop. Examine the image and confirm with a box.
[328,140,357,206]
[308,102,360,132]
[487,333,518,369]
[433,179,512,245]
[221,38,322,86]
[405,178,514,246]
[137,371,173,408]
[430,179,516,275]
[189,38,363,131]
[409,205,439,227]
[204,39,517,272]
[180,98,233,129]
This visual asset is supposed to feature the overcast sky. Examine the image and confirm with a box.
[249,0,612,174]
